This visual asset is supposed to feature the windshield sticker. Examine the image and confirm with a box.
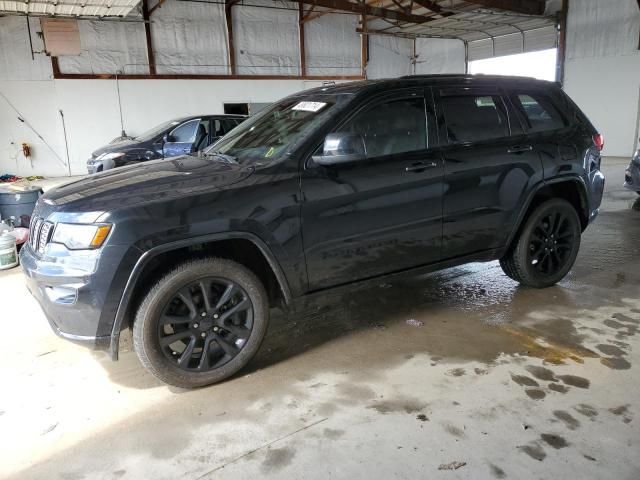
[264,147,275,158]
[292,101,327,112]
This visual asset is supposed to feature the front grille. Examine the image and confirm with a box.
[29,216,54,254]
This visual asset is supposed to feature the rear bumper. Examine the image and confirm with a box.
[587,169,605,224]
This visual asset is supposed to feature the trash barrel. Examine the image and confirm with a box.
[0,185,42,228]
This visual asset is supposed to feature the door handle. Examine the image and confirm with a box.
[507,145,533,154]
[405,161,438,173]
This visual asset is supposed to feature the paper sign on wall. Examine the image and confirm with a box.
[41,18,81,56]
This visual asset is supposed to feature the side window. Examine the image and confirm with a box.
[170,119,199,143]
[221,119,240,134]
[341,96,427,158]
[440,94,509,143]
[212,119,224,137]
[513,93,566,133]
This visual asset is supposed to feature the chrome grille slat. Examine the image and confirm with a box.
[28,216,53,254]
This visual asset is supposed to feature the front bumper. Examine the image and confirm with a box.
[624,160,640,192]
[20,241,133,351]
[87,159,103,175]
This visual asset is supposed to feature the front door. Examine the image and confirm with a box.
[434,87,543,260]
[163,118,200,158]
[301,89,444,290]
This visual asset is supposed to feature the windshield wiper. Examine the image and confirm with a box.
[200,151,238,163]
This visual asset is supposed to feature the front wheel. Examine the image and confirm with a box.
[500,199,582,288]
[133,258,268,388]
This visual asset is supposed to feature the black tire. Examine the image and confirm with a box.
[133,257,268,388]
[500,198,581,288]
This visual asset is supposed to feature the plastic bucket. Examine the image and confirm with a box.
[0,231,18,270]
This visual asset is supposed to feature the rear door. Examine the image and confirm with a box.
[434,86,543,260]
[506,88,574,175]
[301,88,444,290]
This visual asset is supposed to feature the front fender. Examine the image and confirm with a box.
[108,231,292,360]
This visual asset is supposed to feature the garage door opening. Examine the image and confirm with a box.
[469,48,558,82]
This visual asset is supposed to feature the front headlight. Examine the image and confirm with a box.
[98,152,126,161]
[51,223,112,250]
[632,150,640,165]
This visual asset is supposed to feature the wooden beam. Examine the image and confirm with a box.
[360,12,367,78]
[50,72,365,81]
[412,0,443,12]
[300,0,440,24]
[225,0,236,75]
[147,0,167,16]
[141,0,156,75]
[464,0,546,15]
[299,1,306,76]
[356,27,459,40]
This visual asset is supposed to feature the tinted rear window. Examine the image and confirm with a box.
[440,94,509,143]
[512,93,566,133]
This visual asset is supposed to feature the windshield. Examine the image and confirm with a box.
[203,95,350,163]
[135,118,186,142]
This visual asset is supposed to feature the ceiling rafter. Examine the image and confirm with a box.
[300,0,446,24]
[463,0,545,16]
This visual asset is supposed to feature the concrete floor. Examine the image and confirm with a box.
[1,159,639,480]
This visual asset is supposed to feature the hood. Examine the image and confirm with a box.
[41,155,254,219]
[91,138,142,158]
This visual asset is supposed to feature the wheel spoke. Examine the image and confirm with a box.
[215,334,239,356]
[160,314,192,325]
[177,288,198,318]
[224,322,250,340]
[214,283,238,310]
[198,336,213,370]
[160,330,192,347]
[530,245,545,261]
[178,337,196,365]
[198,281,213,312]
[218,297,250,323]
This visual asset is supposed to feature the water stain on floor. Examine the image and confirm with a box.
[557,375,590,389]
[553,410,580,430]
[510,374,539,387]
[260,447,296,474]
[540,433,569,449]
[518,444,546,462]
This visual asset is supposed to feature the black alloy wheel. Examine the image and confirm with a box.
[133,258,269,388]
[158,278,253,371]
[527,210,576,277]
[500,198,581,288]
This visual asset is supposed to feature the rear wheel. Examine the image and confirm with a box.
[500,199,581,288]
[133,258,268,388]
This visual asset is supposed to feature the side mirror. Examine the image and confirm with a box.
[163,133,176,143]
[312,132,366,166]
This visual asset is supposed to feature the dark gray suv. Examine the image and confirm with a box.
[22,75,604,388]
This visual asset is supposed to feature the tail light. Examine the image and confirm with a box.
[592,133,604,151]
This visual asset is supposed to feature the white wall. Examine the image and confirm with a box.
[563,0,640,157]
[415,39,466,74]
[0,77,325,176]
[0,7,467,177]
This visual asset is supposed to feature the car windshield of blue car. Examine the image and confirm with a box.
[203,95,349,163]
[135,119,184,142]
